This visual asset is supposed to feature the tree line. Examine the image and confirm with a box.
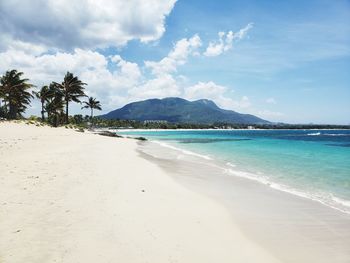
[0,69,101,127]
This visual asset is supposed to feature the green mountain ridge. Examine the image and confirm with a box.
[101,97,270,125]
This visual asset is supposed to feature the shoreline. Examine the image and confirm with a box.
[0,122,281,263]
[137,139,350,262]
[145,139,350,215]
[112,128,350,132]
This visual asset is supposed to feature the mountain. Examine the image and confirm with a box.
[101,97,270,124]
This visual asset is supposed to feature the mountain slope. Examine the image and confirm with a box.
[101,97,270,124]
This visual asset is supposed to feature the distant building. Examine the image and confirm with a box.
[143,120,168,124]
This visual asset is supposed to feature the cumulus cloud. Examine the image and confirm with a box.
[0,47,144,113]
[184,81,251,111]
[204,23,253,57]
[185,81,227,100]
[0,22,256,116]
[0,0,177,51]
[145,34,201,76]
[0,34,201,112]
[129,74,181,100]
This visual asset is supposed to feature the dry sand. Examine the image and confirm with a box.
[0,122,280,263]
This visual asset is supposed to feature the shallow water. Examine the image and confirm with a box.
[120,129,350,214]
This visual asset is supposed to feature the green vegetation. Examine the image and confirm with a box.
[84,118,350,130]
[0,69,34,119]
[53,72,86,124]
[102,97,269,125]
[0,69,101,130]
[81,97,102,125]
[32,85,50,121]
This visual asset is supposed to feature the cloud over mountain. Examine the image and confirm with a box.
[0,0,177,51]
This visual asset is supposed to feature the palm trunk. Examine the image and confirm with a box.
[9,103,17,119]
[53,112,58,127]
[65,100,69,124]
[41,101,45,121]
[4,101,8,117]
[91,108,94,127]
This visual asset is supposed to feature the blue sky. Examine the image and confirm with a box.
[0,0,349,124]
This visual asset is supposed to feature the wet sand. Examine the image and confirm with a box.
[137,140,350,263]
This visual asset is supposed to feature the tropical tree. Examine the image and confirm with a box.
[45,84,65,127]
[81,97,102,119]
[0,70,34,119]
[53,72,86,124]
[33,85,51,121]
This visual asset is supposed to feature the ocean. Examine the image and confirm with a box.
[119,129,350,214]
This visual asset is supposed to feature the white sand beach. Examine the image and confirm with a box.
[0,122,280,263]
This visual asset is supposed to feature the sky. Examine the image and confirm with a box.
[0,0,349,124]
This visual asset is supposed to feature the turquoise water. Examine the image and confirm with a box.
[120,129,350,213]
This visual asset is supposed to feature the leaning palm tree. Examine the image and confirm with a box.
[33,85,50,121]
[0,70,34,119]
[53,72,86,124]
[81,97,102,118]
[45,84,65,127]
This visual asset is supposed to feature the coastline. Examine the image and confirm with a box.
[147,139,350,215]
[0,122,280,263]
[118,129,350,215]
[111,128,350,132]
[137,139,350,262]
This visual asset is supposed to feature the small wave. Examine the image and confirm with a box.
[224,168,350,215]
[148,139,350,215]
[226,162,237,168]
[153,141,212,160]
[306,132,350,137]
[324,133,350,136]
[332,195,350,208]
[307,132,321,136]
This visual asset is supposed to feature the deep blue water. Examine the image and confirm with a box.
[120,129,350,213]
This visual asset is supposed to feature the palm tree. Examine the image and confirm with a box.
[53,72,86,124]
[45,84,64,127]
[33,85,50,121]
[81,97,102,118]
[0,70,34,119]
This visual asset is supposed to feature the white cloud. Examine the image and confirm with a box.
[266,97,277,104]
[0,0,177,51]
[204,23,253,57]
[129,74,181,100]
[145,34,201,76]
[234,23,254,40]
[184,81,251,111]
[0,29,256,116]
[185,81,226,99]
[0,47,144,113]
